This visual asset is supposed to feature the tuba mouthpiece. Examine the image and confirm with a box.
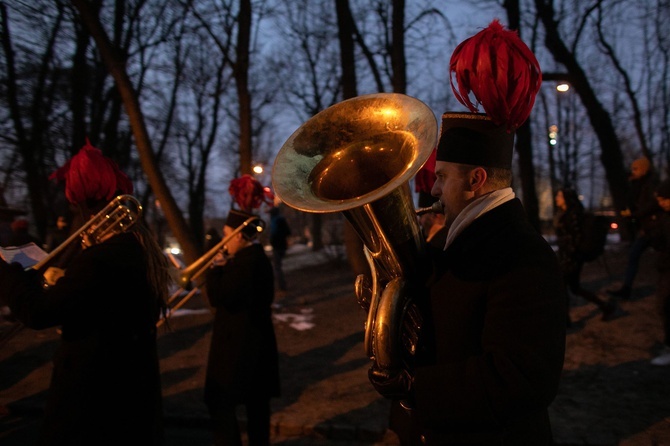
[416,200,443,216]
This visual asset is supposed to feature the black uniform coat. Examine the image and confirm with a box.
[399,198,567,445]
[204,243,280,408]
[0,232,164,446]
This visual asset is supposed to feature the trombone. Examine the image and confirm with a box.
[34,194,142,272]
[156,215,265,328]
[0,195,142,347]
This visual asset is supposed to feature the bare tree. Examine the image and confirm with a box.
[269,0,342,253]
[69,0,199,263]
[534,0,629,210]
[594,4,650,160]
[188,0,255,176]
[0,1,67,240]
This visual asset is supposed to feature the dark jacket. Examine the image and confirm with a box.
[270,213,291,253]
[204,243,280,407]
[650,210,670,272]
[395,199,566,445]
[0,232,164,446]
[629,172,661,235]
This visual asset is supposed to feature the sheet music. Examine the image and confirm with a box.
[0,243,48,268]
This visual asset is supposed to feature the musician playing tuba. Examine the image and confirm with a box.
[0,140,171,445]
[379,21,567,445]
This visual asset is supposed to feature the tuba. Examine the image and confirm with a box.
[272,93,438,383]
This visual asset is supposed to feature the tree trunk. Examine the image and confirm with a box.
[235,0,253,175]
[503,0,540,231]
[335,0,367,275]
[391,0,406,94]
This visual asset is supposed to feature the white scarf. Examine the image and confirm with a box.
[443,187,515,250]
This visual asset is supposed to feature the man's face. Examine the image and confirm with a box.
[222,225,245,256]
[431,161,473,228]
[657,196,670,212]
[630,161,648,179]
[555,190,565,209]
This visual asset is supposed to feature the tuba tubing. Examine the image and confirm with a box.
[415,200,443,216]
[272,93,438,376]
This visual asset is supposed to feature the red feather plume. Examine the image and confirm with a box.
[414,148,437,194]
[449,19,542,131]
[228,174,274,213]
[49,138,133,205]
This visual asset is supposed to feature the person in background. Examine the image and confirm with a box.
[8,218,42,247]
[371,21,567,445]
[269,206,291,291]
[204,176,279,446]
[0,139,171,445]
[46,214,71,252]
[648,179,670,366]
[608,156,661,299]
[554,188,620,323]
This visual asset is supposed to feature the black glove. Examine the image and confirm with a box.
[368,366,414,401]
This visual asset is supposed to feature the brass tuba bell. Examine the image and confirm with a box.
[272,93,438,379]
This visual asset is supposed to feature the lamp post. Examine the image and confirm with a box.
[555,83,572,187]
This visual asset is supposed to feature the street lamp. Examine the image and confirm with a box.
[253,164,264,175]
[556,83,570,93]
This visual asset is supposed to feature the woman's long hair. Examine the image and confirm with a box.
[75,199,171,318]
[132,220,171,316]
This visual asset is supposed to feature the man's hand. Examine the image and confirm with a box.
[43,267,65,286]
[211,250,228,267]
[368,366,413,401]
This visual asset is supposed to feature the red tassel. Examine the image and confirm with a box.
[228,174,274,213]
[414,149,437,193]
[49,138,133,204]
[449,19,542,131]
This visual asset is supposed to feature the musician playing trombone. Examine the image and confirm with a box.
[203,176,279,446]
[0,140,171,446]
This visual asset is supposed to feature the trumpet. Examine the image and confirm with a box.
[156,215,265,328]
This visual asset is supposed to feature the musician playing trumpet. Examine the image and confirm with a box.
[0,140,171,445]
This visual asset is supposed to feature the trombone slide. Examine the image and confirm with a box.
[156,215,264,327]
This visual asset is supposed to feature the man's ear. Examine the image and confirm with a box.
[469,167,488,192]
